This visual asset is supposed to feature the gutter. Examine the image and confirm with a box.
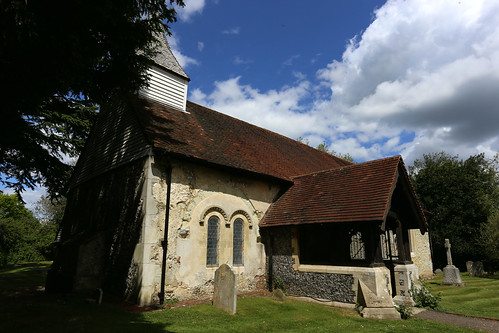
[159,162,172,305]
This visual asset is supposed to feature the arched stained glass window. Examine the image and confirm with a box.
[233,218,244,265]
[206,216,219,266]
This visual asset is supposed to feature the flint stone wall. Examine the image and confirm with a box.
[267,227,355,303]
[272,255,355,303]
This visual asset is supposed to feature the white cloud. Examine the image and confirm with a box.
[222,27,240,35]
[197,41,204,52]
[2,186,46,212]
[188,0,499,163]
[233,56,252,65]
[177,0,206,22]
[167,36,199,68]
[190,77,327,140]
[283,54,300,67]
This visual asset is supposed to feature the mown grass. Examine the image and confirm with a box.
[424,272,499,319]
[0,261,52,289]
[0,262,485,333]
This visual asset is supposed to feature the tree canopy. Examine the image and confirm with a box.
[1,0,184,199]
[0,191,57,266]
[409,152,499,271]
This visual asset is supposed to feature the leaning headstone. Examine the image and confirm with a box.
[272,288,286,302]
[213,264,237,314]
[466,261,473,274]
[442,239,464,286]
[470,261,484,277]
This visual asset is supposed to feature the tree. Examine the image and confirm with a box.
[481,209,499,271]
[1,0,184,199]
[34,195,66,227]
[297,138,355,162]
[0,191,56,266]
[409,152,499,270]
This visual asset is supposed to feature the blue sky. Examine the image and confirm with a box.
[170,0,499,163]
[6,0,499,208]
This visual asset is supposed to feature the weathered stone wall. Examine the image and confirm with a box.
[410,229,433,276]
[265,227,356,303]
[142,157,281,302]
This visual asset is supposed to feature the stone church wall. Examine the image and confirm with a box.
[141,157,281,302]
[410,229,433,276]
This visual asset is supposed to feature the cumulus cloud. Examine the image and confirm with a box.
[176,0,206,22]
[2,186,46,211]
[190,77,328,140]
[189,0,499,163]
[317,0,499,162]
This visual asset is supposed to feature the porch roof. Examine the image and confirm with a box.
[260,156,427,229]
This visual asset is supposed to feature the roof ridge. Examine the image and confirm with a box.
[187,100,352,167]
[292,155,401,179]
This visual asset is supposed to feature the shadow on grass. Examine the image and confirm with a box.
[0,290,176,333]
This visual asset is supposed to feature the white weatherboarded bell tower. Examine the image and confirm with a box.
[139,32,189,111]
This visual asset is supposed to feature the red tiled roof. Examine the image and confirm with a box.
[261,156,417,227]
[131,97,352,181]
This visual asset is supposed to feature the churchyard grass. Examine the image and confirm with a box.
[0,261,52,290]
[0,262,486,332]
[424,272,499,319]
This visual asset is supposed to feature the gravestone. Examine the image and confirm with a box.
[466,261,473,274]
[442,239,464,286]
[470,261,484,277]
[272,288,286,302]
[213,264,237,314]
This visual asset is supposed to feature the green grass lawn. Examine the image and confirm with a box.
[424,272,499,320]
[0,262,487,333]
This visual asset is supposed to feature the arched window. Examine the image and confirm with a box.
[233,218,244,265]
[206,215,219,266]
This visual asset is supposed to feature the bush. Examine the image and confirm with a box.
[395,303,413,319]
[410,283,440,309]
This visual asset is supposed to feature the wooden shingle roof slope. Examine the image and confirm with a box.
[132,97,353,181]
[260,155,427,230]
[150,32,189,81]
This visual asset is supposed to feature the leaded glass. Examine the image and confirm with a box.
[206,216,219,266]
[233,218,244,265]
[350,231,365,260]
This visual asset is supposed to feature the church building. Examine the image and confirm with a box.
[48,33,432,317]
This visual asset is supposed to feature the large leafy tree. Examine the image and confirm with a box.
[0,191,56,266]
[1,0,184,198]
[409,152,499,270]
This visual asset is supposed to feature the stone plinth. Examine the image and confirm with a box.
[357,280,400,320]
[393,264,418,306]
[442,239,464,286]
[213,264,237,314]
